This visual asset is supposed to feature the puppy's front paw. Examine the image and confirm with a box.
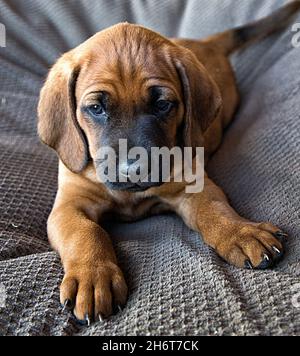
[60,261,128,325]
[215,223,287,270]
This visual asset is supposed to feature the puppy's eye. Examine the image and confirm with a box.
[87,104,105,117]
[155,100,173,114]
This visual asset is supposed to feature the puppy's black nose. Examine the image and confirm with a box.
[119,159,143,180]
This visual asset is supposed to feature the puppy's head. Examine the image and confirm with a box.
[38,23,222,192]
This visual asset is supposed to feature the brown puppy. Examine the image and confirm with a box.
[38,2,300,324]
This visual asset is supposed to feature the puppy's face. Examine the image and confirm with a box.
[76,38,184,191]
[38,24,222,192]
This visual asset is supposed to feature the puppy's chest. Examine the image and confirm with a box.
[110,195,170,222]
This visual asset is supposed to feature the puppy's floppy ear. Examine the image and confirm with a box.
[37,55,88,173]
[175,50,222,148]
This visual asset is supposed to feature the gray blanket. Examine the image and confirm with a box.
[0,0,299,336]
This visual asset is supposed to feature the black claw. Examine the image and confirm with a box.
[62,299,72,312]
[274,231,288,241]
[245,260,254,270]
[113,304,125,315]
[76,318,88,326]
[272,246,285,261]
[272,246,281,255]
[76,314,91,327]
[257,254,273,270]
[98,314,105,322]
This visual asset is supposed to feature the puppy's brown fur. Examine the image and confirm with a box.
[38,2,299,323]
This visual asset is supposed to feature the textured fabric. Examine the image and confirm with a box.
[0,0,300,336]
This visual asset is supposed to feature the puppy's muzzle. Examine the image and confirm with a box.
[96,156,163,192]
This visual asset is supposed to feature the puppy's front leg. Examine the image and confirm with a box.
[169,175,286,269]
[48,194,127,324]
